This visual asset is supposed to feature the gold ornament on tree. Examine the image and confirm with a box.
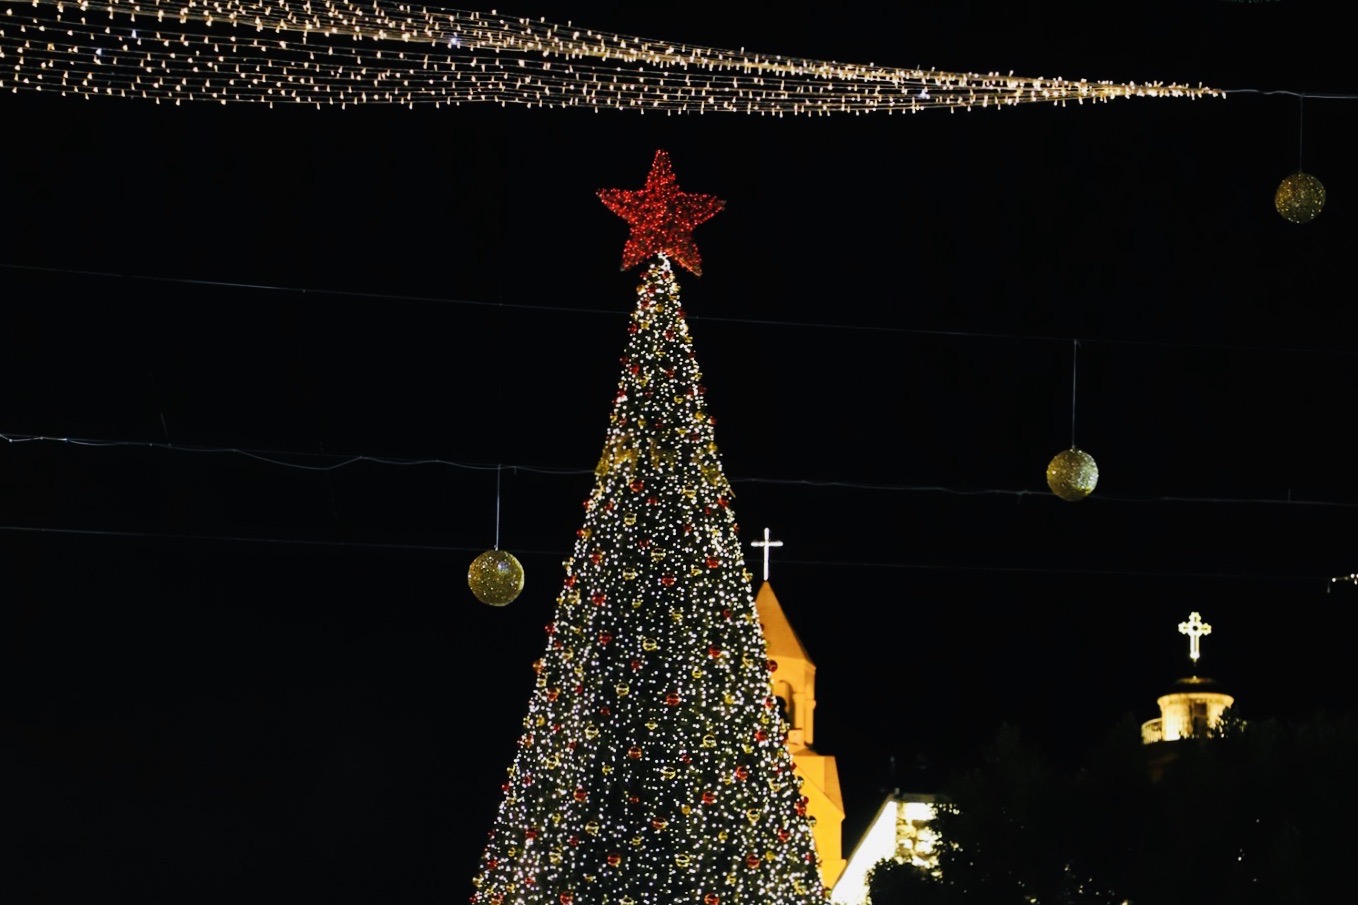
[469,465,525,606]
[469,548,525,606]
[1047,339,1099,502]
[1275,96,1325,224]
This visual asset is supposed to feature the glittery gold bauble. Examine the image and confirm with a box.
[1275,171,1325,224]
[1046,447,1099,501]
[468,549,524,606]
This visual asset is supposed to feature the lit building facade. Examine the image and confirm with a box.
[829,793,939,905]
[1140,675,1235,743]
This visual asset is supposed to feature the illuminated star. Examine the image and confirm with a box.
[598,150,725,276]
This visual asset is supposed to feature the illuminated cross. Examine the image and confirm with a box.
[1178,611,1212,663]
[750,528,783,582]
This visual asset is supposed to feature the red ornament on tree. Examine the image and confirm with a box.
[598,150,726,277]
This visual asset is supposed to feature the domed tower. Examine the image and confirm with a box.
[1141,611,1235,744]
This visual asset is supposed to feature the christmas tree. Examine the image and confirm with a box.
[469,151,828,905]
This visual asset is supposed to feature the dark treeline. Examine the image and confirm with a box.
[868,708,1358,905]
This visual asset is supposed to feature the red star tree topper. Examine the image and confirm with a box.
[598,150,726,276]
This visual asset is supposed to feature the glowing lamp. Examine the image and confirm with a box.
[1046,447,1099,501]
[1275,171,1325,224]
[468,549,525,606]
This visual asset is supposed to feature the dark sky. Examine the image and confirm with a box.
[5,1,1358,901]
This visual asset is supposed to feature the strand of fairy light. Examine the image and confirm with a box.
[3,1,1221,109]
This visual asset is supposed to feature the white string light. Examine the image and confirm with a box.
[2,1,1222,110]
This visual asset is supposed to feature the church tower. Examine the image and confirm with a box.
[1141,611,1235,745]
[751,529,847,887]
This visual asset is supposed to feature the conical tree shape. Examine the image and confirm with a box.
[470,256,827,905]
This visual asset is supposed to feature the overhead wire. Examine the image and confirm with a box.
[4,259,1358,519]
[4,261,1357,358]
[6,430,1358,511]
[0,521,1344,591]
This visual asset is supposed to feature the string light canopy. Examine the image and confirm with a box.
[3,1,1222,110]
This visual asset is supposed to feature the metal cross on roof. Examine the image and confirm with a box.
[750,527,783,582]
[1178,611,1212,663]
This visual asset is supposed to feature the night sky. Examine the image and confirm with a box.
[6,1,1358,901]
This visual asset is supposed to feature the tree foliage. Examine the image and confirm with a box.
[866,709,1358,905]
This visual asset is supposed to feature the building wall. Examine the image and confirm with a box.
[829,795,938,905]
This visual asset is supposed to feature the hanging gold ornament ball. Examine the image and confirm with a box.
[468,549,525,606]
[1274,171,1325,224]
[1046,447,1099,502]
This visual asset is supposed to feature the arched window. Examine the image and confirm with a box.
[772,679,794,729]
